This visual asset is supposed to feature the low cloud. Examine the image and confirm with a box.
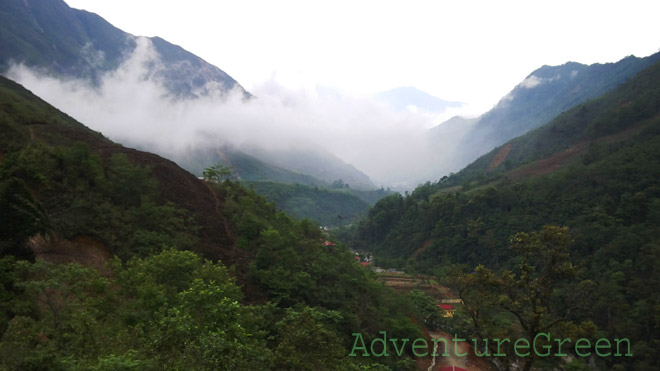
[6,37,458,187]
[520,75,542,89]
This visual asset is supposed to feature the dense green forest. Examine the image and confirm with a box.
[346,60,660,370]
[244,181,392,227]
[0,76,429,370]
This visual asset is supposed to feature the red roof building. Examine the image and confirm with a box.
[437,304,455,318]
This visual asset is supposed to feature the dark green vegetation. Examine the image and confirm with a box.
[348,59,660,370]
[0,0,247,97]
[181,146,327,187]
[0,76,424,370]
[184,152,390,227]
[245,181,372,227]
[241,146,376,190]
[180,144,377,191]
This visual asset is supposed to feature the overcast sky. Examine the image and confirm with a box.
[64,0,660,115]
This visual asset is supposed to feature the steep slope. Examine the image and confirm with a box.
[0,0,248,98]
[428,52,660,177]
[349,58,660,370]
[1,0,381,189]
[241,144,376,190]
[424,115,478,179]
[0,75,235,261]
[180,145,328,186]
[452,57,660,185]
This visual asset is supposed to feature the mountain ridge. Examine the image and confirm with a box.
[375,86,463,113]
[427,51,660,180]
[0,0,248,98]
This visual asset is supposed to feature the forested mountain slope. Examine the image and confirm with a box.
[428,52,660,178]
[348,58,660,370]
[0,76,423,370]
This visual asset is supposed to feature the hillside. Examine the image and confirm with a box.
[180,145,327,186]
[0,75,236,261]
[0,0,382,192]
[347,58,660,370]
[244,181,372,227]
[0,0,248,98]
[427,52,660,178]
[0,76,426,370]
[241,144,376,190]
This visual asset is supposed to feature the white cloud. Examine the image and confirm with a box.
[519,75,543,89]
[5,37,457,187]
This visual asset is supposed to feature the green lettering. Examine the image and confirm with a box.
[533,332,551,357]
[515,338,530,357]
[453,335,467,357]
[554,337,571,356]
[389,338,409,357]
[349,333,369,356]
[473,338,491,357]
[493,338,510,356]
[575,338,591,357]
[432,337,450,357]
[412,338,428,357]
[595,338,611,357]
[371,331,389,357]
[614,338,632,357]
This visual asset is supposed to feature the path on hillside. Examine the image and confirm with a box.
[426,331,491,371]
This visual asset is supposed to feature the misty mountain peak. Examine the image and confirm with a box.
[0,0,249,99]
[375,86,463,114]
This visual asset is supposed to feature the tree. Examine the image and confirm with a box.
[497,226,578,371]
[271,307,348,371]
[202,164,233,183]
[448,226,590,371]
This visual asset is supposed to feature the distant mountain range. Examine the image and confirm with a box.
[427,52,660,179]
[375,86,463,114]
[0,0,247,98]
[178,144,375,190]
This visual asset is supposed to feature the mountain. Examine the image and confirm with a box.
[375,86,463,113]
[0,0,248,98]
[347,58,660,370]
[240,144,376,190]
[0,75,234,261]
[244,182,371,227]
[0,0,380,189]
[180,145,328,186]
[423,115,479,178]
[0,75,424,370]
[427,52,660,179]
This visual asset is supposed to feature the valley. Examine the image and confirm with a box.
[1,1,659,370]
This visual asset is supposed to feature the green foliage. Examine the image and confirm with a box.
[407,290,445,330]
[348,60,660,369]
[0,250,270,370]
[202,163,234,183]
[0,74,417,370]
[246,181,371,227]
[1,140,200,259]
[271,307,349,370]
